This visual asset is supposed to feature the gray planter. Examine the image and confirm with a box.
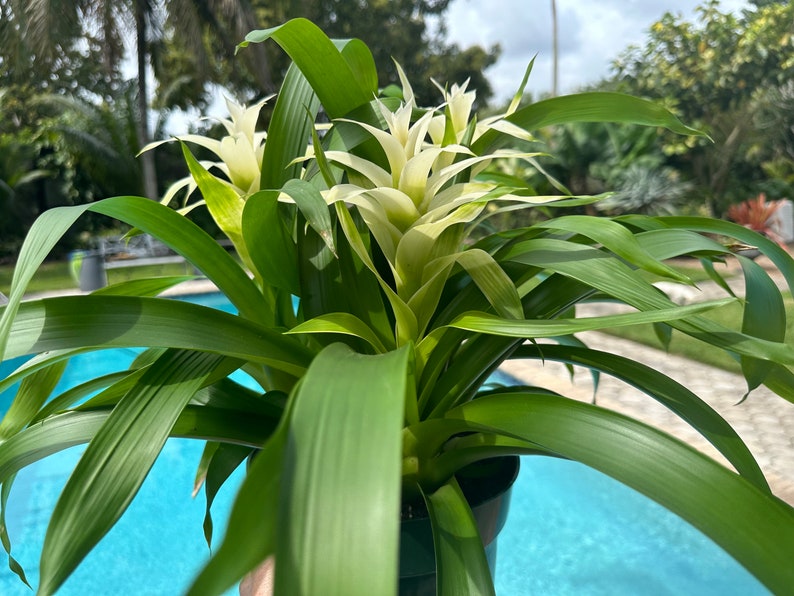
[72,250,108,291]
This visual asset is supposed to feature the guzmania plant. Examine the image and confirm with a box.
[1,19,794,596]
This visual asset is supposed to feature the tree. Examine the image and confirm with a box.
[240,0,501,107]
[7,0,499,207]
[609,0,794,214]
[7,0,269,201]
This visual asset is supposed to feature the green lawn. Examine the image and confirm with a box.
[603,293,794,373]
[0,259,196,296]
[603,258,793,373]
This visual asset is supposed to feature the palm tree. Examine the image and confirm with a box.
[38,84,154,200]
[10,0,267,200]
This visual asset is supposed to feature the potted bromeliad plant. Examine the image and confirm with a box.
[1,19,794,595]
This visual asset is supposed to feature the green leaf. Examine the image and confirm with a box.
[260,62,322,189]
[335,202,419,344]
[641,216,794,295]
[0,196,265,360]
[181,143,250,264]
[287,312,392,353]
[242,190,299,294]
[652,321,673,351]
[297,216,346,322]
[263,35,377,189]
[282,179,337,256]
[699,257,737,297]
[275,344,410,596]
[3,295,313,377]
[754,360,794,405]
[444,249,524,319]
[423,334,518,419]
[512,343,769,491]
[502,237,794,365]
[0,360,66,441]
[38,350,229,595]
[93,275,198,297]
[737,255,786,396]
[0,349,113,397]
[473,92,705,154]
[200,442,252,548]
[337,38,379,96]
[449,298,737,337]
[193,442,218,498]
[306,113,340,188]
[90,199,264,321]
[447,393,794,595]
[188,418,288,596]
[0,407,275,495]
[238,19,375,119]
[1,475,30,588]
[632,227,732,262]
[535,215,691,282]
[335,220,394,348]
[43,372,139,422]
[425,478,495,596]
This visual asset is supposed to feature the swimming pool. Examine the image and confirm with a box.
[0,293,767,595]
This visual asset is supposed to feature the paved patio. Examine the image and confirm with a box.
[501,330,794,505]
[502,253,794,505]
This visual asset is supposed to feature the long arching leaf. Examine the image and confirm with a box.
[238,19,375,119]
[472,92,705,154]
[502,237,794,365]
[2,295,313,377]
[448,298,736,337]
[0,196,265,363]
[37,350,229,594]
[511,343,769,490]
[446,392,794,595]
[425,478,495,596]
[0,406,276,489]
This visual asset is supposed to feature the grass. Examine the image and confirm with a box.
[0,259,197,296]
[602,257,794,372]
[605,291,794,373]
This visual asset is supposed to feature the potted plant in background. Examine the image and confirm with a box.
[1,19,794,596]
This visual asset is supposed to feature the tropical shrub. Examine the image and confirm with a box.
[726,193,787,246]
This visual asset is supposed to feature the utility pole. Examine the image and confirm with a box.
[551,0,559,96]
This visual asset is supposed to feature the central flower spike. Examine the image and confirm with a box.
[311,71,547,341]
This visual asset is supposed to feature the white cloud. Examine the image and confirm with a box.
[441,0,752,103]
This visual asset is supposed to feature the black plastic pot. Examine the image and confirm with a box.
[398,456,520,595]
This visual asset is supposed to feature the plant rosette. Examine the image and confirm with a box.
[1,18,794,596]
[727,192,787,248]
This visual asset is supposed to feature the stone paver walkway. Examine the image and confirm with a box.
[501,331,794,505]
[502,254,794,505]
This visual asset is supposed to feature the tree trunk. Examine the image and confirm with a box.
[134,0,158,200]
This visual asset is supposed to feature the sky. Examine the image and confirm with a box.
[438,0,752,103]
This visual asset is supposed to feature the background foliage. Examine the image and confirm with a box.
[1,0,793,259]
[0,0,499,260]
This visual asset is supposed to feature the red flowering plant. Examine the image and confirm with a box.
[727,193,787,246]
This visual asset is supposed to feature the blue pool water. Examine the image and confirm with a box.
[0,293,767,595]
